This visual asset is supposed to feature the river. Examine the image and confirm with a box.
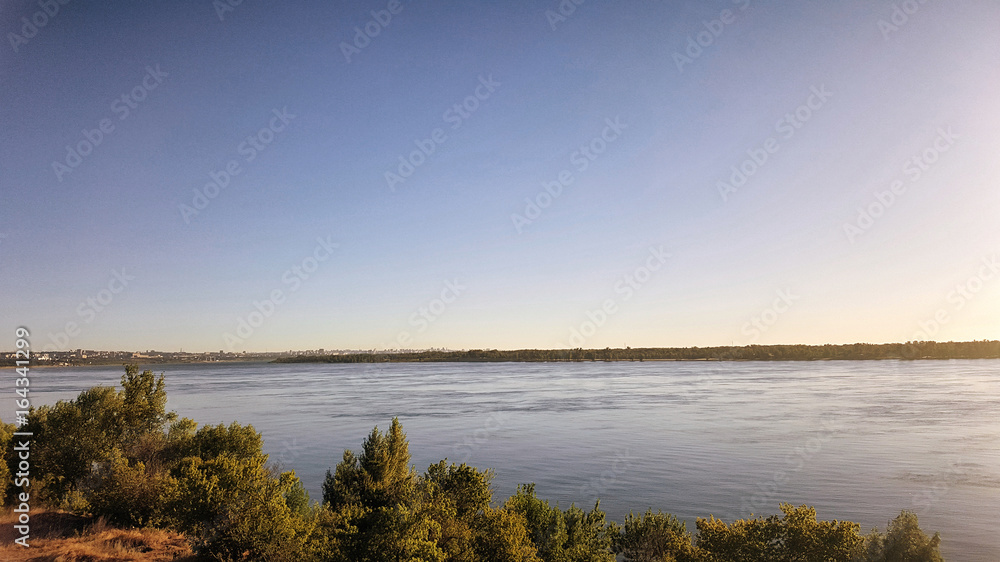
[7,359,999,560]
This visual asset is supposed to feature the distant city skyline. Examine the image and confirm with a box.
[2,1,998,352]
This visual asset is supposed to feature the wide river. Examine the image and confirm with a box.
[7,360,999,560]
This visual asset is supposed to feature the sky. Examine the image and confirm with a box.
[1,0,998,353]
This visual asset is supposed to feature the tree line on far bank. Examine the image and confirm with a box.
[3,365,946,561]
[274,340,1000,364]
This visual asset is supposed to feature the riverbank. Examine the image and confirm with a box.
[0,508,196,561]
[274,340,1000,364]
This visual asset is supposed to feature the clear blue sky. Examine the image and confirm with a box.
[2,0,998,352]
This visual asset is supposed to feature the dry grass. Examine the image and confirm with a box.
[0,508,201,561]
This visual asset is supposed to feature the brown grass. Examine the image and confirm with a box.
[0,508,202,561]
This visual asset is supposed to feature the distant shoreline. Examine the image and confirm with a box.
[274,341,1000,364]
[5,341,998,368]
[0,358,273,369]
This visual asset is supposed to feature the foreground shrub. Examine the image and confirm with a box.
[86,447,178,527]
[0,421,15,497]
[474,506,543,562]
[697,504,861,561]
[6,365,175,506]
[169,447,314,559]
[505,483,615,562]
[315,420,544,561]
[854,510,944,562]
[323,418,417,511]
[6,365,315,561]
[614,509,700,562]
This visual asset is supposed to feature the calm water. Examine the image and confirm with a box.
[7,360,999,560]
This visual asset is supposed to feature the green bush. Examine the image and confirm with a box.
[474,506,542,562]
[323,417,417,511]
[613,509,698,562]
[315,421,544,562]
[6,365,315,561]
[854,510,943,562]
[425,460,494,520]
[7,365,175,506]
[696,504,861,561]
[0,421,15,497]
[86,447,178,527]
[174,454,312,561]
[505,483,615,562]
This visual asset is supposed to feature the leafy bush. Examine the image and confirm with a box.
[5,365,314,561]
[0,421,15,497]
[474,506,542,562]
[8,366,174,506]
[173,454,312,561]
[696,504,861,561]
[505,483,615,561]
[854,510,944,562]
[425,460,494,520]
[323,417,417,511]
[613,509,699,562]
[86,447,178,527]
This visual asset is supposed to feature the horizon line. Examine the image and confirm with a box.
[9,339,1000,355]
